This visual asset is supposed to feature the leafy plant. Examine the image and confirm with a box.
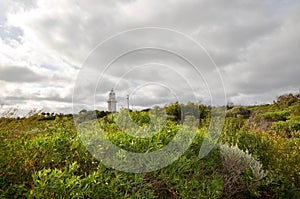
[219,144,267,198]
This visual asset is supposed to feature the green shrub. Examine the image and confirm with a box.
[259,110,290,122]
[238,130,300,198]
[220,117,246,145]
[1,100,300,198]
[226,106,251,118]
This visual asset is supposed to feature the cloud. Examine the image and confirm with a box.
[0,66,45,82]
[0,0,300,113]
[223,13,300,102]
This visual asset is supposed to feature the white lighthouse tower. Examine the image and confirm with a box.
[107,89,117,112]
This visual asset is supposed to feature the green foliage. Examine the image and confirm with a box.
[1,112,223,198]
[129,111,151,126]
[237,131,300,198]
[165,101,209,123]
[165,101,181,122]
[95,110,109,119]
[275,93,300,108]
[1,97,300,198]
[219,117,246,145]
[259,110,290,122]
[226,106,251,118]
[31,162,157,198]
[270,116,300,138]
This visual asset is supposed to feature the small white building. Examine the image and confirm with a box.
[107,89,117,112]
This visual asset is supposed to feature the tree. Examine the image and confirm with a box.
[165,102,181,122]
[275,93,299,108]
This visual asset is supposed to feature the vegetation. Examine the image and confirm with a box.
[0,93,300,198]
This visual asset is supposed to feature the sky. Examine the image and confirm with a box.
[0,0,300,115]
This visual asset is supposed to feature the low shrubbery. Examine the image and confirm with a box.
[219,144,267,198]
[1,95,300,198]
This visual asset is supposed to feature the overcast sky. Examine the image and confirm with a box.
[0,0,299,115]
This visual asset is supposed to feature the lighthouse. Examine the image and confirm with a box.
[107,89,117,112]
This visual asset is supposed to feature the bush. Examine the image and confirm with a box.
[259,110,290,122]
[220,117,246,145]
[219,144,267,198]
[275,93,300,108]
[31,162,156,198]
[238,131,300,198]
[226,106,251,118]
[1,99,300,198]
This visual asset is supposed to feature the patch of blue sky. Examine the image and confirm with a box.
[130,81,139,87]
[0,25,23,42]
[36,84,64,89]
[72,65,81,70]
[60,58,79,69]
[40,64,58,71]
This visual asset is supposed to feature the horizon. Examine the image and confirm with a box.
[1,91,295,118]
